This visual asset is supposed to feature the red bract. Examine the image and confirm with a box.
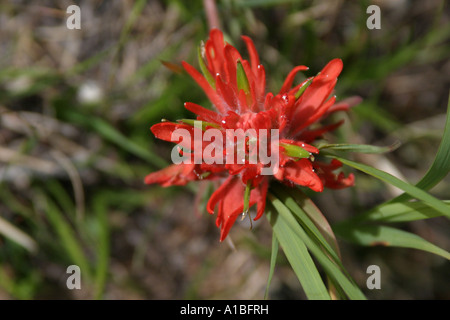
[145,29,358,241]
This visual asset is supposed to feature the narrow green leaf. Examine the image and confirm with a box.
[334,224,450,260]
[271,185,353,300]
[68,47,112,75]
[93,197,110,300]
[44,180,76,221]
[91,117,167,168]
[280,185,341,255]
[270,186,341,264]
[108,0,148,85]
[266,202,330,300]
[270,189,365,297]
[268,195,366,300]
[236,60,251,95]
[329,156,450,219]
[295,78,313,99]
[44,197,92,280]
[178,119,220,130]
[279,186,348,300]
[243,181,252,214]
[355,200,450,223]
[394,93,450,201]
[198,44,216,88]
[280,143,310,159]
[63,110,168,168]
[264,233,279,300]
[319,141,400,154]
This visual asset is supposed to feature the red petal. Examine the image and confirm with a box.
[290,59,343,132]
[151,122,194,146]
[296,120,344,143]
[241,35,260,74]
[279,65,309,94]
[182,61,228,114]
[324,96,362,117]
[242,35,265,109]
[279,138,319,154]
[239,59,257,111]
[291,94,337,136]
[144,163,196,187]
[241,165,261,184]
[292,95,336,134]
[252,178,268,221]
[238,87,250,113]
[207,176,235,214]
[206,176,244,240]
[320,58,343,79]
[205,28,226,75]
[184,102,221,124]
[313,159,355,189]
[207,175,268,241]
[224,43,242,87]
[200,163,226,173]
[255,64,266,109]
[215,74,237,113]
[280,159,323,192]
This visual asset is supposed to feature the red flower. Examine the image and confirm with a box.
[145,29,358,241]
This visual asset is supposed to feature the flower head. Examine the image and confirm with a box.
[145,29,358,241]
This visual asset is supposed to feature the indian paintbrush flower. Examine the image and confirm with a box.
[145,29,358,241]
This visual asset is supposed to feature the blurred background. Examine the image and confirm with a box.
[0,0,449,299]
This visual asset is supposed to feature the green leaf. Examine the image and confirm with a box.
[178,119,220,130]
[288,190,341,257]
[268,194,366,300]
[270,185,341,264]
[108,0,147,84]
[271,185,348,300]
[354,200,450,223]
[63,110,168,169]
[264,233,279,300]
[93,197,110,300]
[329,156,450,219]
[280,143,311,159]
[266,200,330,300]
[294,78,313,99]
[43,196,92,280]
[334,224,450,260]
[236,60,251,95]
[319,141,400,154]
[68,47,113,76]
[198,45,216,88]
[393,92,450,201]
[243,181,252,214]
